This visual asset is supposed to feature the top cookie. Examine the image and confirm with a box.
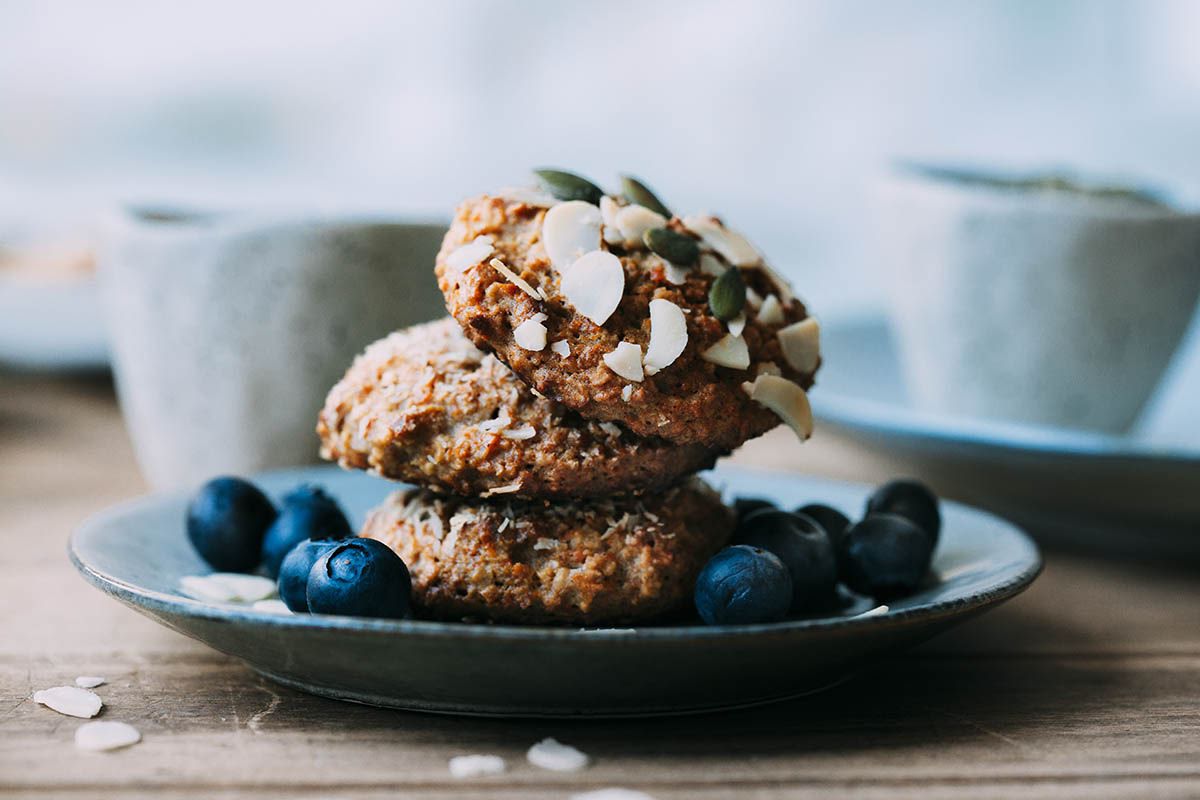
[435,171,821,450]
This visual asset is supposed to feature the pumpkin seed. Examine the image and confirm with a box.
[621,175,671,217]
[709,267,746,321]
[643,227,699,265]
[533,169,603,204]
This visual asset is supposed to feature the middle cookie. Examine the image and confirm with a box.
[318,318,718,500]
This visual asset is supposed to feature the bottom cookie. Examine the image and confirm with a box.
[360,478,733,626]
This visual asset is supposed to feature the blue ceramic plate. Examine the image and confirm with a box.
[813,316,1200,557]
[70,465,1040,717]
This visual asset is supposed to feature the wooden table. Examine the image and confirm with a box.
[3,371,1199,799]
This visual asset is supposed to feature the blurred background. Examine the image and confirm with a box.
[2,0,1198,549]
[5,0,1200,314]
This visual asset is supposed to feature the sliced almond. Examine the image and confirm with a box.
[756,360,782,376]
[643,299,688,375]
[600,195,624,245]
[759,263,795,303]
[616,204,667,244]
[33,686,102,719]
[742,374,813,440]
[445,235,494,271]
[621,384,633,401]
[543,201,602,270]
[602,341,644,382]
[560,250,624,326]
[75,721,141,752]
[745,286,763,310]
[700,333,750,370]
[489,258,541,301]
[513,313,548,351]
[683,215,761,267]
[663,260,691,285]
[501,424,537,440]
[778,317,820,373]
[726,312,747,338]
[757,293,785,325]
[550,339,570,357]
[698,252,726,277]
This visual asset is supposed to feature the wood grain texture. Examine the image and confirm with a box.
[2,371,1199,799]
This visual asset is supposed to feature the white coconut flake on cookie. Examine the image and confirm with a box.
[778,317,820,372]
[514,312,549,351]
[742,374,814,440]
[543,201,602,270]
[489,258,542,301]
[700,333,750,370]
[603,341,644,382]
[561,250,624,326]
[643,298,688,375]
[446,235,494,271]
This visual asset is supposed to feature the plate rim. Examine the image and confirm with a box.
[68,465,1043,642]
[814,316,1200,465]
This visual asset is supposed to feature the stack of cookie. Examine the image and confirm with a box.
[317,172,821,625]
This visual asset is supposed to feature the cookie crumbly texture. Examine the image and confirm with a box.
[435,192,819,451]
[318,319,718,499]
[361,478,734,625]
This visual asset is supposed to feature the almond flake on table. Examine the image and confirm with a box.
[560,250,624,326]
[527,737,590,772]
[448,754,508,778]
[33,686,102,718]
[543,201,603,269]
[570,789,659,800]
[602,341,644,382]
[700,333,750,370]
[75,721,141,752]
[489,258,542,301]
[642,299,687,375]
[446,235,494,271]
[179,573,276,603]
[74,676,105,689]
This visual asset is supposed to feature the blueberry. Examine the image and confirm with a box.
[735,510,837,611]
[732,496,776,521]
[307,539,411,619]
[694,545,792,625]
[260,485,353,578]
[841,513,934,599]
[865,480,941,546]
[796,503,852,570]
[277,538,341,612]
[186,476,277,572]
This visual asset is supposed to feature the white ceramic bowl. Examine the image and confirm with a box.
[98,208,447,489]
[875,168,1200,434]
